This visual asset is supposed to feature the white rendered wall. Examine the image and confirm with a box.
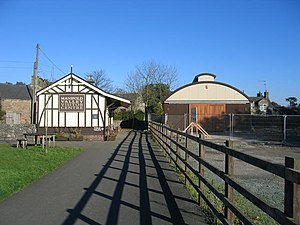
[165,83,248,103]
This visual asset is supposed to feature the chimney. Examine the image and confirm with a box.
[257,91,263,97]
[87,75,94,84]
[264,91,269,99]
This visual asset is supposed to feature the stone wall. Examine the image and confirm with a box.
[1,99,31,124]
[0,124,36,142]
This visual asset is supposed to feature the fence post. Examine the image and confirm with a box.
[285,157,300,223]
[185,134,188,185]
[225,140,234,224]
[176,130,179,168]
[168,129,171,163]
[164,126,167,151]
[161,124,164,147]
[198,133,205,207]
[162,125,165,146]
[169,130,172,161]
[165,127,170,162]
[230,113,235,139]
[283,115,287,143]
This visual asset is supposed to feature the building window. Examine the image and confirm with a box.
[6,112,21,124]
[260,104,267,112]
[191,107,197,122]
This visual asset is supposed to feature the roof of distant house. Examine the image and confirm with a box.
[248,96,264,103]
[0,83,32,100]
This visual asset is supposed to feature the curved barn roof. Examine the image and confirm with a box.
[165,74,250,104]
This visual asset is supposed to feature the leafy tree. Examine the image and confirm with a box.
[85,69,115,93]
[134,110,145,120]
[16,81,26,85]
[271,101,280,108]
[141,83,171,113]
[256,101,300,115]
[113,110,132,120]
[153,102,164,115]
[273,105,300,115]
[286,97,298,107]
[272,97,300,115]
[113,109,144,120]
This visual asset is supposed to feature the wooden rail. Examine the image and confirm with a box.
[149,121,300,225]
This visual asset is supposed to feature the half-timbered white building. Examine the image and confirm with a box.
[36,73,130,140]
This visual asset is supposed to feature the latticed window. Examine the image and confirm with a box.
[260,104,267,112]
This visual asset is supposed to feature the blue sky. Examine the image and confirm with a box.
[0,0,299,105]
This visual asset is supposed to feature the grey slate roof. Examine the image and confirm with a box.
[0,83,32,100]
[248,96,264,103]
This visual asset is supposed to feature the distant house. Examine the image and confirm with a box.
[0,83,32,124]
[0,75,51,125]
[30,75,51,92]
[249,91,271,114]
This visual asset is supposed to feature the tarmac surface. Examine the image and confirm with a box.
[0,130,207,225]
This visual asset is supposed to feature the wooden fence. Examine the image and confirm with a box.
[149,121,300,225]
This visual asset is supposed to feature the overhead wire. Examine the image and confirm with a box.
[0,60,32,64]
[0,66,32,69]
[0,47,66,82]
[0,60,33,70]
[38,47,66,75]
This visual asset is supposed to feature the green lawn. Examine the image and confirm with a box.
[0,144,83,201]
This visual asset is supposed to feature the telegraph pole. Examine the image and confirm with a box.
[32,43,39,124]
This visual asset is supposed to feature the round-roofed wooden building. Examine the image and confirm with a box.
[163,73,250,130]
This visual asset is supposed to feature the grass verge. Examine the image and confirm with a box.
[0,144,83,201]
[168,161,277,224]
[170,139,279,224]
[184,173,278,225]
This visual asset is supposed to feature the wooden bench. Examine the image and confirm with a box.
[16,138,27,149]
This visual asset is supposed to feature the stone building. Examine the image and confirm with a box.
[31,75,51,92]
[0,83,32,124]
[249,91,271,114]
[0,75,51,125]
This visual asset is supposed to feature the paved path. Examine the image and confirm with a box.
[0,130,207,225]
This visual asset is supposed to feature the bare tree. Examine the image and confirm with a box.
[125,60,178,115]
[85,69,114,93]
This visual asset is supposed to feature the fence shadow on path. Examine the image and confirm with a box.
[62,130,205,225]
